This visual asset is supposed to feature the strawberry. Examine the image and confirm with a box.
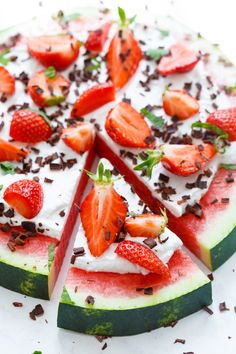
[135,144,216,177]
[105,102,155,148]
[70,82,115,118]
[206,107,236,141]
[0,138,28,162]
[125,211,168,238]
[4,179,43,219]
[0,66,15,96]
[163,89,199,120]
[62,122,95,154]
[27,34,80,71]
[157,42,199,76]
[84,22,111,54]
[106,8,142,90]
[27,69,70,107]
[115,240,171,278]
[80,162,127,257]
[10,110,52,143]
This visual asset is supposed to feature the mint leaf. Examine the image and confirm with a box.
[86,57,102,72]
[140,107,164,129]
[0,49,10,66]
[220,163,236,170]
[0,185,3,190]
[44,66,56,79]
[0,162,15,175]
[159,29,169,37]
[32,351,42,354]
[146,48,169,61]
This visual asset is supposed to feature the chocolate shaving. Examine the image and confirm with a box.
[13,302,23,307]
[185,203,203,218]
[143,238,157,249]
[29,304,44,320]
[219,302,229,312]
[174,338,186,344]
[203,305,214,315]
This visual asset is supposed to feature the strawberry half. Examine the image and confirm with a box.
[105,102,155,148]
[0,138,28,162]
[84,22,111,54]
[0,66,15,97]
[115,240,171,278]
[80,162,127,257]
[70,82,115,118]
[157,42,199,76]
[163,89,200,120]
[206,107,236,141]
[28,69,70,107]
[4,179,43,219]
[135,144,216,177]
[62,122,95,154]
[125,212,168,238]
[28,34,80,71]
[10,110,52,143]
[106,8,142,90]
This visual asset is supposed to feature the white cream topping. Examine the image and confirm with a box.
[73,158,182,274]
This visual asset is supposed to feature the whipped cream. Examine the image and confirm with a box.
[73,158,182,274]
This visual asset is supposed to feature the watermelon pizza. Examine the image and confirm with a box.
[0,4,235,336]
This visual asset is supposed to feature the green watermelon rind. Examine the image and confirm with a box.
[57,275,212,336]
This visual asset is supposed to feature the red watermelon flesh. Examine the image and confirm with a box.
[65,250,196,298]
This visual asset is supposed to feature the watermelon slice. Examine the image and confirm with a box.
[0,148,94,299]
[96,136,236,270]
[57,159,212,335]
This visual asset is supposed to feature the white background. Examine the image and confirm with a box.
[0,0,236,353]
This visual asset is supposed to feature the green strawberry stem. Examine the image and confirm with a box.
[117,7,136,28]
[85,162,121,184]
[134,149,164,178]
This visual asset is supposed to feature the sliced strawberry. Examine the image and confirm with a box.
[28,34,80,71]
[84,22,111,54]
[125,212,167,238]
[161,144,216,176]
[115,240,171,278]
[10,110,52,143]
[4,179,43,219]
[0,66,15,97]
[105,102,155,148]
[135,144,216,177]
[157,43,199,76]
[28,70,70,107]
[0,138,28,162]
[62,122,95,154]
[70,82,115,118]
[80,162,127,257]
[106,8,142,90]
[163,89,200,120]
[206,107,236,141]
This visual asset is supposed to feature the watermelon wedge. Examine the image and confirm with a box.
[96,136,236,270]
[0,148,94,299]
[57,159,212,335]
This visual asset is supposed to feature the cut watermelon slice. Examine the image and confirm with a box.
[0,148,94,299]
[96,136,236,270]
[57,159,212,335]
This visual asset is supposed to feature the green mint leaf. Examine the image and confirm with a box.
[159,29,169,37]
[86,57,102,72]
[32,351,42,354]
[118,7,126,26]
[0,161,15,175]
[127,212,140,217]
[220,163,236,170]
[0,185,3,190]
[146,48,169,61]
[129,15,137,24]
[140,107,164,129]
[44,66,56,79]
[0,49,11,66]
